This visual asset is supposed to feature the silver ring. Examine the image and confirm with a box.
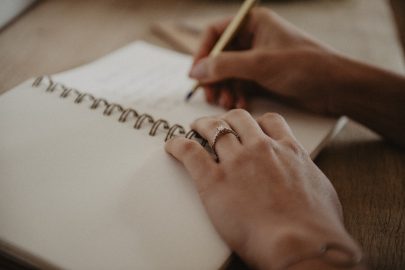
[211,125,240,156]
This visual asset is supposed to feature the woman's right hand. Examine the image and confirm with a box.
[166,110,364,269]
[189,7,351,113]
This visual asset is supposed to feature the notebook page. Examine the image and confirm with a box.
[54,41,220,118]
[54,41,341,157]
[0,80,229,269]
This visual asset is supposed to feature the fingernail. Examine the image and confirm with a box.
[205,91,213,103]
[236,100,244,109]
[236,98,246,109]
[225,96,232,109]
[219,95,226,107]
[189,60,208,79]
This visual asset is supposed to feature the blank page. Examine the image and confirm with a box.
[0,81,229,269]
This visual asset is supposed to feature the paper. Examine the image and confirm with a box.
[54,41,341,157]
[55,42,194,109]
[0,81,229,269]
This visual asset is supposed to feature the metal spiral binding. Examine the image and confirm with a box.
[32,76,203,142]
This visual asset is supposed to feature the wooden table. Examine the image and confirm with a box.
[0,0,404,269]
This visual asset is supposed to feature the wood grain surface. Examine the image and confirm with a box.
[0,0,404,269]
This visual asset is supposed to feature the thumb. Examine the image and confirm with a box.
[189,51,261,84]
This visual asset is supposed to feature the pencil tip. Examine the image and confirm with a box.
[185,91,193,102]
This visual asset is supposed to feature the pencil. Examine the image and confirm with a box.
[185,0,258,101]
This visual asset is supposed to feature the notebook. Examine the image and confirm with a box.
[0,41,344,269]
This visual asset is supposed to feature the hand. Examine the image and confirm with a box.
[165,109,362,269]
[189,8,347,113]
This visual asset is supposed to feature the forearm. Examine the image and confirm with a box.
[330,56,405,147]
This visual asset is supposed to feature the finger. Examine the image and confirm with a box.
[218,87,234,110]
[189,50,262,84]
[192,18,232,66]
[203,85,215,104]
[256,112,296,141]
[233,81,248,110]
[191,117,241,160]
[203,84,221,105]
[212,83,222,105]
[221,109,264,144]
[235,89,247,110]
[165,137,217,184]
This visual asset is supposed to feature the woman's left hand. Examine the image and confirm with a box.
[165,109,361,269]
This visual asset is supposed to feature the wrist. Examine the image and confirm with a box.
[327,54,405,116]
[326,54,405,147]
[286,254,367,270]
[325,54,368,116]
[240,220,362,270]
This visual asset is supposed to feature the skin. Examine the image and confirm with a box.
[166,110,364,269]
[189,8,405,147]
[165,7,405,269]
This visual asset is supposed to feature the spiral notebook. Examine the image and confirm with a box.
[0,41,345,269]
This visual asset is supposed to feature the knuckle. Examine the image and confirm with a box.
[263,8,276,21]
[226,108,250,119]
[209,56,224,75]
[192,116,210,127]
[266,8,276,18]
[280,138,306,156]
[249,136,271,150]
[262,112,286,124]
[179,140,198,154]
[256,114,266,125]
[193,116,219,130]
[252,7,269,18]
[251,7,275,23]
[207,118,225,131]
